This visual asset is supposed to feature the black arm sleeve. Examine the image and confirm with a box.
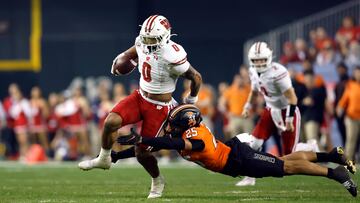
[142,137,185,150]
[141,137,206,151]
[188,139,205,151]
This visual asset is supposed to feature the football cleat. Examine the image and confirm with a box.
[333,166,357,197]
[147,175,165,198]
[329,147,356,174]
[235,176,256,187]
[78,157,111,171]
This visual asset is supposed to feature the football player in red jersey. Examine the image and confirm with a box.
[117,104,357,198]
[78,15,202,198]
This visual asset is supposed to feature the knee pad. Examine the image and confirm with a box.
[235,133,264,151]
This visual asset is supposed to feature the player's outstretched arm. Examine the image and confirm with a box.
[117,129,204,151]
[181,65,202,103]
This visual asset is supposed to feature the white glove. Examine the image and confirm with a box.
[183,95,198,104]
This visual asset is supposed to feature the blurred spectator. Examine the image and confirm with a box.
[344,41,360,72]
[29,86,50,154]
[315,39,342,83]
[294,38,313,62]
[0,101,5,159]
[300,70,327,147]
[0,101,6,130]
[216,82,230,139]
[314,27,336,51]
[97,90,113,131]
[47,92,60,158]
[55,88,91,159]
[289,68,307,115]
[280,41,300,65]
[219,74,253,141]
[334,63,349,145]
[337,66,360,160]
[295,60,326,88]
[113,82,127,103]
[3,83,32,160]
[336,16,357,56]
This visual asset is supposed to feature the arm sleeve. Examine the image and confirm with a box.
[142,137,186,150]
[141,137,205,151]
[188,139,205,151]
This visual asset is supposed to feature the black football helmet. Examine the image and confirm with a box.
[166,104,202,137]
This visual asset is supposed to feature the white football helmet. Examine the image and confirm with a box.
[248,42,273,73]
[139,15,172,54]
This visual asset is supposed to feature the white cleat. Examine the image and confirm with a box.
[147,175,165,199]
[78,157,111,171]
[235,176,256,186]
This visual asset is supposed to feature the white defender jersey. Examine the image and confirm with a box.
[249,62,293,109]
[135,37,190,94]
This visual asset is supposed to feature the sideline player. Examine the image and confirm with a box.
[236,41,307,186]
[117,104,358,198]
[78,15,202,199]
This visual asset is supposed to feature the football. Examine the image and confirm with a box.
[111,46,138,75]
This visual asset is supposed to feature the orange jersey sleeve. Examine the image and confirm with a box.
[180,124,231,172]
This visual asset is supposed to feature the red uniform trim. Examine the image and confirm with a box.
[147,15,159,32]
[173,56,187,65]
[145,15,154,32]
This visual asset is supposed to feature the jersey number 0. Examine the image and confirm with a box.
[142,62,152,82]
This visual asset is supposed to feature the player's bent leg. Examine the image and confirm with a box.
[135,146,164,198]
[78,113,122,170]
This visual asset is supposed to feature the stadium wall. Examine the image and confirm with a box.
[0,0,345,99]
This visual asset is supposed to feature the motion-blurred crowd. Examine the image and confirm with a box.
[0,16,359,163]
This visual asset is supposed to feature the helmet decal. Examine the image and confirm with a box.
[185,111,196,127]
[160,19,171,30]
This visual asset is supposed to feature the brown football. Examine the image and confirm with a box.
[112,46,138,75]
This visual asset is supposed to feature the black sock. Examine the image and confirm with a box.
[327,167,348,183]
[327,168,335,179]
[316,152,330,162]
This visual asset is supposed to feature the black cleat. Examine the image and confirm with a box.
[333,166,358,197]
[342,179,358,197]
[329,147,356,174]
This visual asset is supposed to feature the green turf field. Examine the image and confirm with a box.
[0,162,358,203]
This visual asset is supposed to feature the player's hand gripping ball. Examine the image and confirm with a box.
[111,47,138,75]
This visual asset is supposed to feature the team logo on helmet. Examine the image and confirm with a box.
[160,19,171,30]
[185,111,197,127]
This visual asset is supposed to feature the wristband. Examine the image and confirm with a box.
[184,95,198,104]
[286,104,296,117]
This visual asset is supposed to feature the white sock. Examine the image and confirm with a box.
[98,148,111,160]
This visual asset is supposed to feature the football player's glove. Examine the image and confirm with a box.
[117,128,142,145]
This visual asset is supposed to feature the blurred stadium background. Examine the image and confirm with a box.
[0,0,360,202]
